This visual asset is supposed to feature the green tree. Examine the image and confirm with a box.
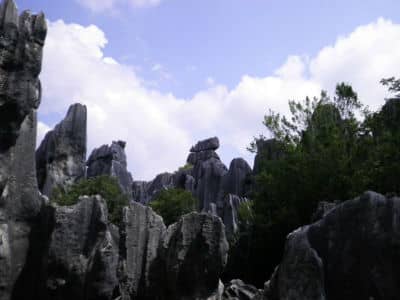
[229,82,372,286]
[52,176,129,225]
[150,188,197,226]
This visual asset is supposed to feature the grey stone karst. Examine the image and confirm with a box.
[119,201,166,299]
[219,194,249,238]
[0,0,47,299]
[189,138,228,212]
[36,103,87,197]
[262,191,400,300]
[222,158,252,197]
[131,137,252,238]
[42,196,119,300]
[163,212,229,300]
[119,202,229,300]
[132,170,196,205]
[87,140,133,198]
[4,1,400,300]
[190,136,220,152]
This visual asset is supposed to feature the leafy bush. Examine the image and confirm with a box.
[237,201,254,225]
[176,163,194,173]
[51,176,129,224]
[150,188,197,226]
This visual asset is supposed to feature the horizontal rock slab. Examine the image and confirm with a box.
[190,137,220,153]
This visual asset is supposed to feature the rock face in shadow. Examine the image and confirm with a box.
[219,194,249,238]
[42,196,119,300]
[222,279,260,300]
[163,212,229,300]
[222,158,252,197]
[87,140,133,198]
[264,191,400,300]
[190,137,220,153]
[36,103,87,197]
[189,138,228,212]
[0,1,47,299]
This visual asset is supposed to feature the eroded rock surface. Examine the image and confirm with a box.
[43,196,119,300]
[36,103,87,197]
[190,137,220,153]
[266,191,400,300]
[119,201,166,299]
[0,1,47,299]
[87,141,133,198]
[219,194,249,238]
[222,158,252,197]
[163,212,229,300]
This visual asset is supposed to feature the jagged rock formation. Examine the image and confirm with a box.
[0,1,47,299]
[263,191,400,300]
[163,212,229,300]
[189,138,228,212]
[36,103,87,197]
[119,201,166,299]
[87,140,133,198]
[132,137,252,238]
[132,172,174,205]
[119,202,229,300]
[222,279,260,300]
[222,158,252,197]
[132,170,196,205]
[42,196,119,300]
[219,194,249,238]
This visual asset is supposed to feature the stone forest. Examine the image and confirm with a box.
[1,0,400,299]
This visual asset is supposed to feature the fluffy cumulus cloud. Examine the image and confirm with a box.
[38,18,400,180]
[77,0,162,13]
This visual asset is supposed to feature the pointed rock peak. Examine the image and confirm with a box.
[32,11,46,43]
[0,0,18,28]
[113,140,126,149]
[66,103,87,116]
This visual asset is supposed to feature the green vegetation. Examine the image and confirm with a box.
[150,188,198,226]
[51,176,129,224]
[176,163,194,173]
[225,80,400,286]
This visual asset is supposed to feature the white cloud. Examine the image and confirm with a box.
[37,121,51,146]
[38,18,400,180]
[77,0,162,13]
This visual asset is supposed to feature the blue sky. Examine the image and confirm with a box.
[19,0,400,97]
[15,0,400,179]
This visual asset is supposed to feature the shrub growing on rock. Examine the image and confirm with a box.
[150,188,197,225]
[51,175,128,224]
